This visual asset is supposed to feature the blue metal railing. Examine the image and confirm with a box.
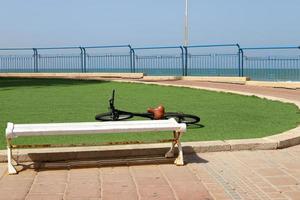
[0,54,34,72]
[0,44,300,81]
[132,46,184,76]
[84,45,131,73]
[243,56,300,81]
[187,53,240,76]
[34,47,82,72]
[184,44,240,77]
[240,46,300,81]
[0,48,33,72]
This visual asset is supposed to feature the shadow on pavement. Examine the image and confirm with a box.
[184,153,209,164]
[12,147,209,173]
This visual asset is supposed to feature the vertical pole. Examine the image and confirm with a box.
[180,46,185,76]
[32,48,36,72]
[33,48,38,73]
[129,45,133,73]
[36,49,39,72]
[79,47,87,73]
[240,49,244,77]
[184,0,189,46]
[238,50,241,77]
[237,44,241,77]
[132,49,136,73]
[80,47,84,73]
[83,48,87,73]
[184,46,188,76]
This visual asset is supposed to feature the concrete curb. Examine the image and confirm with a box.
[182,76,250,85]
[1,73,300,88]
[264,126,300,149]
[142,76,181,81]
[0,72,145,79]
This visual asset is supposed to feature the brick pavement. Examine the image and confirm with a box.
[0,145,300,200]
[155,80,300,102]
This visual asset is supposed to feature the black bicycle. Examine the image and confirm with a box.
[95,90,200,125]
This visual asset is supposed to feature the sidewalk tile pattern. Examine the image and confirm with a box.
[0,145,300,199]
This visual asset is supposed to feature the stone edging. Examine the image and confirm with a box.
[1,73,300,88]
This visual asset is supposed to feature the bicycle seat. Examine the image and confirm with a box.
[147,105,165,120]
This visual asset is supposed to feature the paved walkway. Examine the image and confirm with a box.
[0,145,300,200]
[149,80,300,102]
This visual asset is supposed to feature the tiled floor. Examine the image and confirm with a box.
[1,145,300,199]
[158,80,300,102]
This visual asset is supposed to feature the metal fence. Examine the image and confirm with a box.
[240,47,300,81]
[132,46,184,76]
[188,53,240,76]
[185,44,241,77]
[0,44,300,81]
[84,45,132,73]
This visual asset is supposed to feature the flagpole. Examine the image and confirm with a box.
[184,0,189,46]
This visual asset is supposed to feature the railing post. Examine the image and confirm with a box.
[79,47,83,73]
[129,45,133,73]
[184,46,188,76]
[239,48,244,77]
[83,48,86,73]
[32,48,35,72]
[131,49,136,73]
[179,46,185,76]
[79,47,86,73]
[236,44,241,77]
[33,48,38,72]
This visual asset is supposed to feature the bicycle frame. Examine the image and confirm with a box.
[108,90,153,119]
[96,90,200,125]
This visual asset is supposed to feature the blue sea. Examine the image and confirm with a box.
[1,67,299,81]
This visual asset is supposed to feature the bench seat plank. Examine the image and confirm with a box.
[6,118,186,138]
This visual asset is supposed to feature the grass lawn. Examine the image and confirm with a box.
[0,78,299,149]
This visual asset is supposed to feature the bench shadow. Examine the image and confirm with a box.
[14,146,208,173]
[183,146,209,164]
[187,123,205,129]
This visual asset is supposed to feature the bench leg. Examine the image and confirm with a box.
[7,146,17,175]
[165,131,184,166]
[165,131,177,158]
[7,139,17,175]
[174,132,184,166]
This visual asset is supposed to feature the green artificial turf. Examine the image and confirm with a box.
[0,78,299,149]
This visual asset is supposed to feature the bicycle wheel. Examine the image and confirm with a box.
[95,112,134,121]
[164,113,200,125]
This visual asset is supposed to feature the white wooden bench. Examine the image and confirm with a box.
[5,118,186,174]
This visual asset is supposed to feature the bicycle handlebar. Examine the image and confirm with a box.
[109,90,115,109]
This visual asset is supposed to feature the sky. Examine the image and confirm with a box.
[0,0,299,48]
